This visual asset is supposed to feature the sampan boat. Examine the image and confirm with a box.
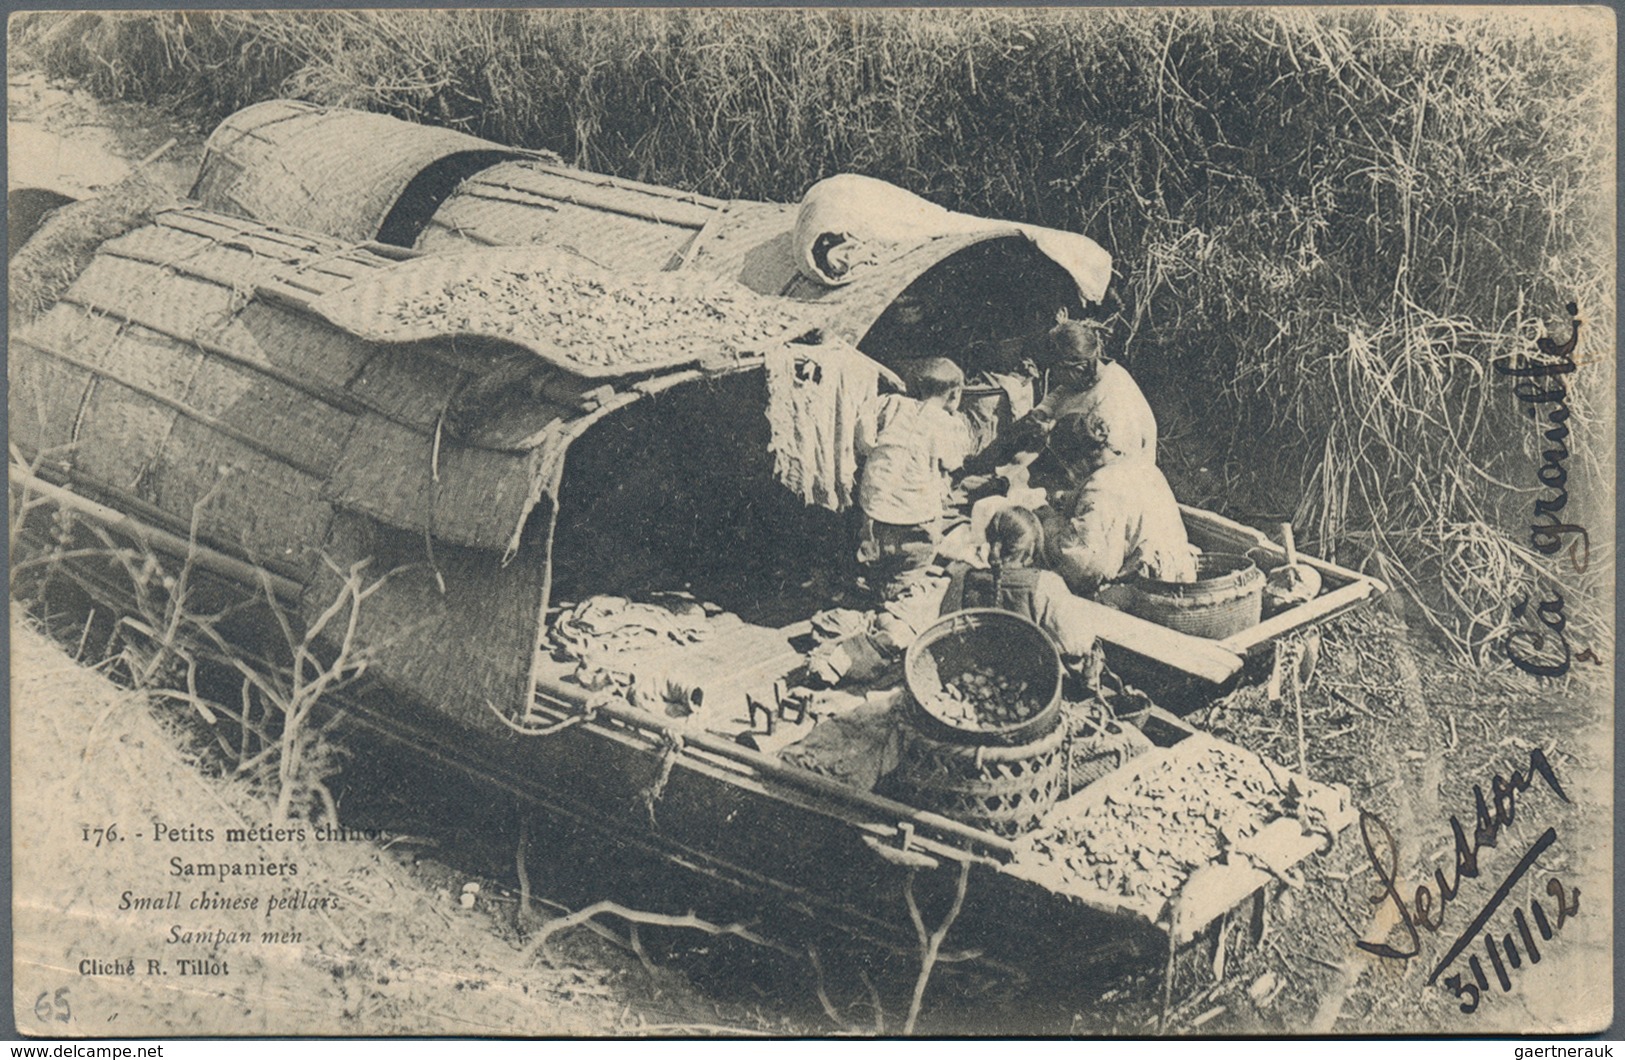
[9,102,1386,1018]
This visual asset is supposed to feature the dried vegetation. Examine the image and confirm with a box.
[7,609,668,1036]
[7,169,174,327]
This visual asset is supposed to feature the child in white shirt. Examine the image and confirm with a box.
[854,357,972,577]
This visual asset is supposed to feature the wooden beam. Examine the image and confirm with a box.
[11,465,304,605]
[1076,597,1246,687]
[1217,580,1379,657]
[530,672,1017,860]
[23,462,307,586]
[1179,504,1269,550]
[1181,503,1390,597]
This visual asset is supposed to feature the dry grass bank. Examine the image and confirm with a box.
[9,609,764,1036]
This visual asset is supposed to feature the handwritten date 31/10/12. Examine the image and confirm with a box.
[1353,747,1577,1013]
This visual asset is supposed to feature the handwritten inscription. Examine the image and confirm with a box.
[1355,747,1569,960]
[1352,748,1576,1012]
[1441,870,1580,1014]
[1494,302,1597,677]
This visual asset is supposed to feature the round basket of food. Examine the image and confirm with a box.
[903,609,1063,747]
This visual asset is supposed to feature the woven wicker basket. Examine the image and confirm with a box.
[904,609,1063,747]
[1061,701,1154,794]
[889,723,1066,838]
[1123,552,1264,640]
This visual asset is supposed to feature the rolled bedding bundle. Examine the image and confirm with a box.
[790,174,1113,304]
[793,174,985,286]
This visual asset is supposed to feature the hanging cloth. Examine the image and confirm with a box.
[764,334,896,511]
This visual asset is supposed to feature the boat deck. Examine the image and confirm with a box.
[532,610,814,736]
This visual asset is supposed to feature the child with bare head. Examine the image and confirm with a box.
[854,357,972,580]
[985,505,1045,587]
[1046,319,1107,393]
[912,357,965,405]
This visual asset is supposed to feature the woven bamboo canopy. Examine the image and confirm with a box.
[192,101,1112,355]
[10,206,785,726]
[12,204,787,560]
[190,99,538,246]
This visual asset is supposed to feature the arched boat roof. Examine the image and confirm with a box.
[681,218,1090,347]
[189,99,536,245]
[415,158,726,272]
[10,206,776,563]
[189,102,1113,345]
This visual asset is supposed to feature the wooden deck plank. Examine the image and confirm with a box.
[1217,580,1380,656]
[1080,597,1247,687]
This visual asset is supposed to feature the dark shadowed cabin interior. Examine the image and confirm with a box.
[859,238,1088,375]
[373,150,522,247]
[548,237,1094,627]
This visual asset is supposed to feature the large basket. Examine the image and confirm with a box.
[904,610,1063,747]
[889,724,1066,838]
[1123,552,1263,640]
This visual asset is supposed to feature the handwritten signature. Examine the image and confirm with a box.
[1352,748,1578,1012]
[1494,302,1601,677]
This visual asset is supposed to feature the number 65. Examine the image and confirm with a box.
[34,987,70,1023]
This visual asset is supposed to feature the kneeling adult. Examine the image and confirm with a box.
[1038,412,1197,596]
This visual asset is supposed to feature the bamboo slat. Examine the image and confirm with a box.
[26,337,331,480]
[467,165,719,227]
[1078,597,1246,687]
[8,345,92,454]
[517,159,724,210]
[58,296,368,416]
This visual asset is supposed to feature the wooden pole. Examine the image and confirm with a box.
[11,464,304,604]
